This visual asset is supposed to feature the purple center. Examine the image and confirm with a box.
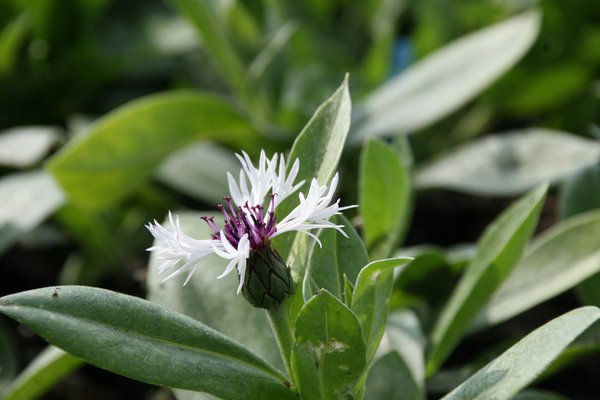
[201,195,277,250]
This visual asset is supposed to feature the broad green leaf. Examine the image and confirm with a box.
[0,320,18,393]
[0,127,59,168]
[351,11,540,141]
[359,139,411,259]
[441,307,600,400]
[365,352,421,400]
[0,14,28,76]
[472,210,600,330]
[352,258,413,362]
[3,346,83,400]
[302,214,368,302]
[286,75,351,196]
[277,77,351,263]
[147,212,282,370]
[0,286,294,400]
[291,290,366,400]
[0,171,65,255]
[415,129,600,196]
[427,184,548,374]
[156,142,238,204]
[47,91,257,209]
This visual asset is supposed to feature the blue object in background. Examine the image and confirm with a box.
[391,37,414,76]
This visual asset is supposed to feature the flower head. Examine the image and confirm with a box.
[146,150,355,308]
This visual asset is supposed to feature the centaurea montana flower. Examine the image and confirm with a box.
[146,150,354,309]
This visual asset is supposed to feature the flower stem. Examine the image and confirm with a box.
[266,304,295,387]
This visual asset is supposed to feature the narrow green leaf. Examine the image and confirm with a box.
[146,212,282,370]
[302,215,368,302]
[343,274,354,307]
[351,11,540,141]
[248,21,297,81]
[47,91,257,209]
[0,127,59,168]
[416,129,600,196]
[0,286,294,400]
[0,14,28,76]
[0,319,18,393]
[427,184,548,374]
[352,258,413,362]
[291,290,366,400]
[3,346,83,400]
[156,142,238,204]
[441,307,600,400]
[169,0,250,104]
[0,171,65,255]
[277,77,351,263]
[541,319,600,378]
[359,139,411,259]
[472,210,600,330]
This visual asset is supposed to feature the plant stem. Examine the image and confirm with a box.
[266,304,295,387]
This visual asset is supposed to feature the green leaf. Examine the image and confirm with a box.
[0,319,18,393]
[146,212,283,371]
[559,163,600,219]
[415,129,600,196]
[0,171,65,255]
[3,346,83,400]
[248,21,297,81]
[441,307,600,400]
[0,286,294,400]
[274,76,352,322]
[286,75,351,196]
[384,310,426,395]
[156,142,238,204]
[0,13,28,76]
[558,164,600,307]
[427,184,548,374]
[0,127,59,168]
[169,0,250,105]
[343,274,354,306]
[359,138,412,259]
[291,290,366,400]
[351,11,540,141]
[367,310,425,400]
[352,258,413,362]
[471,210,600,329]
[302,215,368,302]
[47,91,257,209]
[365,352,422,400]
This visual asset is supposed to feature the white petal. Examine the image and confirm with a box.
[273,174,356,239]
[146,216,217,285]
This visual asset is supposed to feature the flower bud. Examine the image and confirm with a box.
[241,246,294,309]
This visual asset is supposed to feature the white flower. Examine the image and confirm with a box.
[146,150,355,293]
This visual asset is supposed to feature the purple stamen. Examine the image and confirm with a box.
[200,192,280,251]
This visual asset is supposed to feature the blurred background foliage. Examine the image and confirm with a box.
[1,0,600,398]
